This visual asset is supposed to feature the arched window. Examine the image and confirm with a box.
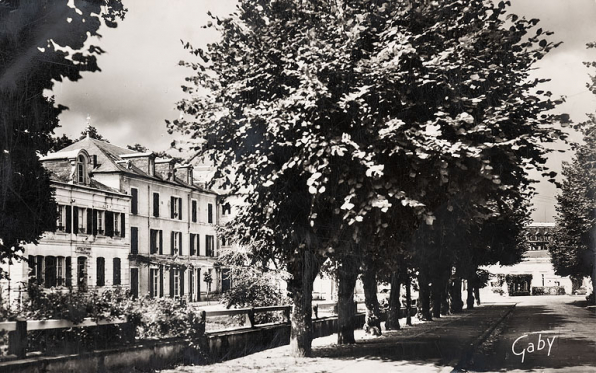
[77,155,86,184]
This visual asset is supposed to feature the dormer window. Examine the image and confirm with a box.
[77,155,87,184]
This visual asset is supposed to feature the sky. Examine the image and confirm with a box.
[51,0,596,223]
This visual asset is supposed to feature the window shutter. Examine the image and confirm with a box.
[97,257,105,286]
[149,270,154,297]
[208,204,213,224]
[131,188,138,215]
[149,230,155,254]
[190,234,195,256]
[159,265,164,297]
[178,198,183,220]
[93,209,98,235]
[65,257,72,287]
[65,206,72,233]
[73,206,79,234]
[113,258,121,285]
[179,233,183,255]
[169,269,175,297]
[153,193,159,217]
[106,212,114,237]
[171,231,175,255]
[192,201,197,222]
[121,214,126,238]
[196,235,200,256]
[180,268,185,296]
[171,196,175,219]
[159,230,163,255]
[131,227,138,254]
[86,208,92,234]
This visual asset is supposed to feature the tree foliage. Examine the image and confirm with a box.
[0,0,126,270]
[171,0,565,353]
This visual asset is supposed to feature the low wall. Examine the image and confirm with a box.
[0,314,366,372]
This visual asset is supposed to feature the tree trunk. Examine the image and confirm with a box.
[431,278,442,319]
[385,271,401,330]
[466,279,475,310]
[405,273,412,326]
[450,277,463,313]
[418,269,432,321]
[337,255,359,345]
[474,286,481,306]
[361,261,381,335]
[287,250,319,357]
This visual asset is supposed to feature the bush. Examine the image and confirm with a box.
[531,286,566,296]
[491,288,504,296]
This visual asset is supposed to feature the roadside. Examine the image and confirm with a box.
[467,295,596,372]
[161,304,515,373]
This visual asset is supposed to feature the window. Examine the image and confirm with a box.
[96,257,105,286]
[114,213,120,236]
[206,235,215,257]
[77,155,86,184]
[131,227,139,254]
[57,257,64,286]
[131,188,138,215]
[97,211,104,234]
[77,257,87,291]
[150,268,159,297]
[171,231,182,255]
[44,256,57,288]
[113,258,121,285]
[78,208,85,233]
[150,229,163,254]
[171,196,182,220]
[153,192,160,217]
[173,269,180,297]
[190,233,197,256]
[221,237,227,247]
[208,203,213,224]
[56,205,65,231]
[191,200,197,222]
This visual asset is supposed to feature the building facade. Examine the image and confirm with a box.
[1,148,131,303]
[56,138,223,300]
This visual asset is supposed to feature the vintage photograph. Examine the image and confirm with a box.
[1,1,595,372]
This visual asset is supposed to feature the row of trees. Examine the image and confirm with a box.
[170,0,566,357]
[550,42,596,302]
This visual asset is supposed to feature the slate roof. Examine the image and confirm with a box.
[49,137,217,195]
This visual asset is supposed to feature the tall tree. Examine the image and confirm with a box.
[172,0,564,355]
[0,0,126,272]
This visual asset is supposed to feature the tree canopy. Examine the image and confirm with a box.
[171,0,565,355]
[0,0,126,270]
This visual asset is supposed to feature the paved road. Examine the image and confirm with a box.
[468,295,596,372]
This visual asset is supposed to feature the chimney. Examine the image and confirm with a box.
[155,158,177,180]
[121,152,155,175]
[175,164,194,185]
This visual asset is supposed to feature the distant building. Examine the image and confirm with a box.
[484,222,573,296]
[1,148,131,303]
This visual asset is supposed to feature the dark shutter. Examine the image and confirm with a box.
[192,201,197,222]
[105,212,114,237]
[86,209,93,234]
[169,269,175,297]
[93,209,98,235]
[66,257,72,287]
[131,188,138,215]
[159,266,164,297]
[170,196,175,219]
[171,231,175,255]
[208,204,213,224]
[159,230,163,255]
[196,235,200,256]
[97,257,105,286]
[131,227,139,254]
[121,214,126,238]
[178,198,183,220]
[65,206,72,233]
[179,233,183,255]
[131,268,139,299]
[149,269,154,297]
[73,206,79,234]
[180,268,185,296]
[113,258,121,285]
[190,234,195,256]
[153,193,159,217]
[149,230,155,254]
[197,268,201,300]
